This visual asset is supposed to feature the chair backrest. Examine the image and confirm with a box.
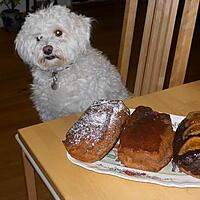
[118,0,199,96]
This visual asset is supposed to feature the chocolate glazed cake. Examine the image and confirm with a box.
[173,111,200,178]
[118,106,174,172]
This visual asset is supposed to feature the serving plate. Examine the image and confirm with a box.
[66,112,200,188]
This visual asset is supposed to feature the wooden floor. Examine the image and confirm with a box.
[0,1,199,199]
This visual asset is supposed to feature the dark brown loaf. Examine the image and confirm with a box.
[63,99,130,163]
[173,111,200,179]
[118,106,174,172]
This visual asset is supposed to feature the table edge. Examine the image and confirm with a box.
[15,133,61,200]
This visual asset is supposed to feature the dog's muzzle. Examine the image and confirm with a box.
[43,45,58,60]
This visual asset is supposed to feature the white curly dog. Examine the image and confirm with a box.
[15,5,128,121]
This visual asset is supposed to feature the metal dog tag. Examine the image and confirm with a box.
[51,72,58,90]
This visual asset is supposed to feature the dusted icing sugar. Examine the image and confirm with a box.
[67,99,128,145]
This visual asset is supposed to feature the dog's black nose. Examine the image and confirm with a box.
[43,45,53,55]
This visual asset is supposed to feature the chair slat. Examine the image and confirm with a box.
[141,0,167,95]
[118,0,138,85]
[149,0,179,92]
[158,0,179,90]
[169,0,199,87]
[134,0,156,96]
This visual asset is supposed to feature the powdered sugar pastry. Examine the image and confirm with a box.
[67,100,129,145]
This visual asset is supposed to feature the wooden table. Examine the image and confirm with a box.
[16,80,200,200]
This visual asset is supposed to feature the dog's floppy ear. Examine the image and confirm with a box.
[69,11,92,51]
[15,25,29,65]
[79,15,91,45]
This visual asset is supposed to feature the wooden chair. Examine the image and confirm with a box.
[118,0,199,96]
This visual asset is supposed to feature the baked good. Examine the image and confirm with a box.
[63,99,130,163]
[173,111,200,178]
[118,106,174,172]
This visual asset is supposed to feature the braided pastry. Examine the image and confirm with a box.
[173,111,200,178]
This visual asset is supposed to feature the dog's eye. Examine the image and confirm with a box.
[36,35,43,42]
[54,30,62,37]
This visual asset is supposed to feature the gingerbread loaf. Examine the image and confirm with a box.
[118,106,174,172]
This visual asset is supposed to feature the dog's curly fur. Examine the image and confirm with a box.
[15,5,128,121]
